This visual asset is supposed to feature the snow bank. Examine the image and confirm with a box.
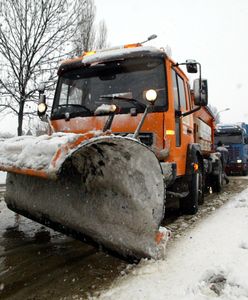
[98,187,248,300]
[0,132,14,139]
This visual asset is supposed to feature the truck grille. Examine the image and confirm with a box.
[228,147,240,162]
[139,133,154,146]
[116,132,154,147]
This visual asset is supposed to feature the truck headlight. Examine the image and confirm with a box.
[37,102,47,116]
[237,159,242,163]
[145,89,157,104]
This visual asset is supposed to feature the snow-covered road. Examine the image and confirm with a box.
[1,177,248,299]
[98,178,248,300]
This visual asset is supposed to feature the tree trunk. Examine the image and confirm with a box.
[17,98,25,136]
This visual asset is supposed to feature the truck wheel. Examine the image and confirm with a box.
[180,159,203,214]
[212,161,223,193]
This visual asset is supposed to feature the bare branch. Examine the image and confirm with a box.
[0,0,108,136]
[0,0,81,135]
[95,20,108,50]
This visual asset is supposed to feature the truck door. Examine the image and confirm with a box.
[171,68,193,175]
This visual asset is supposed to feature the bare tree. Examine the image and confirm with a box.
[72,0,108,55]
[95,20,108,50]
[73,0,96,55]
[0,0,82,136]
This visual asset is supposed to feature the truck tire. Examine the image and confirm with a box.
[212,161,223,193]
[180,158,203,214]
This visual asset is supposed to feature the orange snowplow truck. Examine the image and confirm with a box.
[0,39,223,259]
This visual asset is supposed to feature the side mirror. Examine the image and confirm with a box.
[186,59,198,73]
[193,78,208,106]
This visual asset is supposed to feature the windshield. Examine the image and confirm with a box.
[52,57,167,119]
[215,134,243,144]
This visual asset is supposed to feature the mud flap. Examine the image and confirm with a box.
[5,136,166,259]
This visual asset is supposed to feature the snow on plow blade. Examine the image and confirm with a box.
[0,133,166,259]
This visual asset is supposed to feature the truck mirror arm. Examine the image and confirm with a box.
[133,106,149,139]
[103,113,115,132]
[177,106,201,118]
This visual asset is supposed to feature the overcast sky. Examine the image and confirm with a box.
[1,0,247,134]
[94,0,248,124]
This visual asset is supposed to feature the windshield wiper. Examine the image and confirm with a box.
[58,104,92,114]
[100,95,146,109]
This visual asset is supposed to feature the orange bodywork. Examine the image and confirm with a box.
[51,56,214,178]
[52,112,165,157]
[193,106,216,147]
[163,59,194,175]
[0,165,48,178]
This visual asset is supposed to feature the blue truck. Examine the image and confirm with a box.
[215,123,248,175]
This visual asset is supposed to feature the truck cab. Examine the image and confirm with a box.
[38,43,220,215]
[215,123,248,175]
[49,45,207,178]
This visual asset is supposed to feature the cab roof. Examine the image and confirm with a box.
[58,46,167,75]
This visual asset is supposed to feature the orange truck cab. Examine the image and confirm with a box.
[40,43,222,214]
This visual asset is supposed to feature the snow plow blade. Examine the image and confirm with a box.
[0,133,166,259]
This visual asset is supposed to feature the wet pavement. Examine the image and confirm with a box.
[0,177,247,299]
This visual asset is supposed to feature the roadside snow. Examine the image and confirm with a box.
[98,185,248,300]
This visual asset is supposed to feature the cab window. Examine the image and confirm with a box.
[171,69,187,110]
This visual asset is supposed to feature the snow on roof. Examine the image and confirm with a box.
[82,46,165,65]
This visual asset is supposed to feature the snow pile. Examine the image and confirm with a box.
[0,132,102,173]
[94,104,117,115]
[0,132,14,139]
[0,133,76,171]
[98,186,248,300]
